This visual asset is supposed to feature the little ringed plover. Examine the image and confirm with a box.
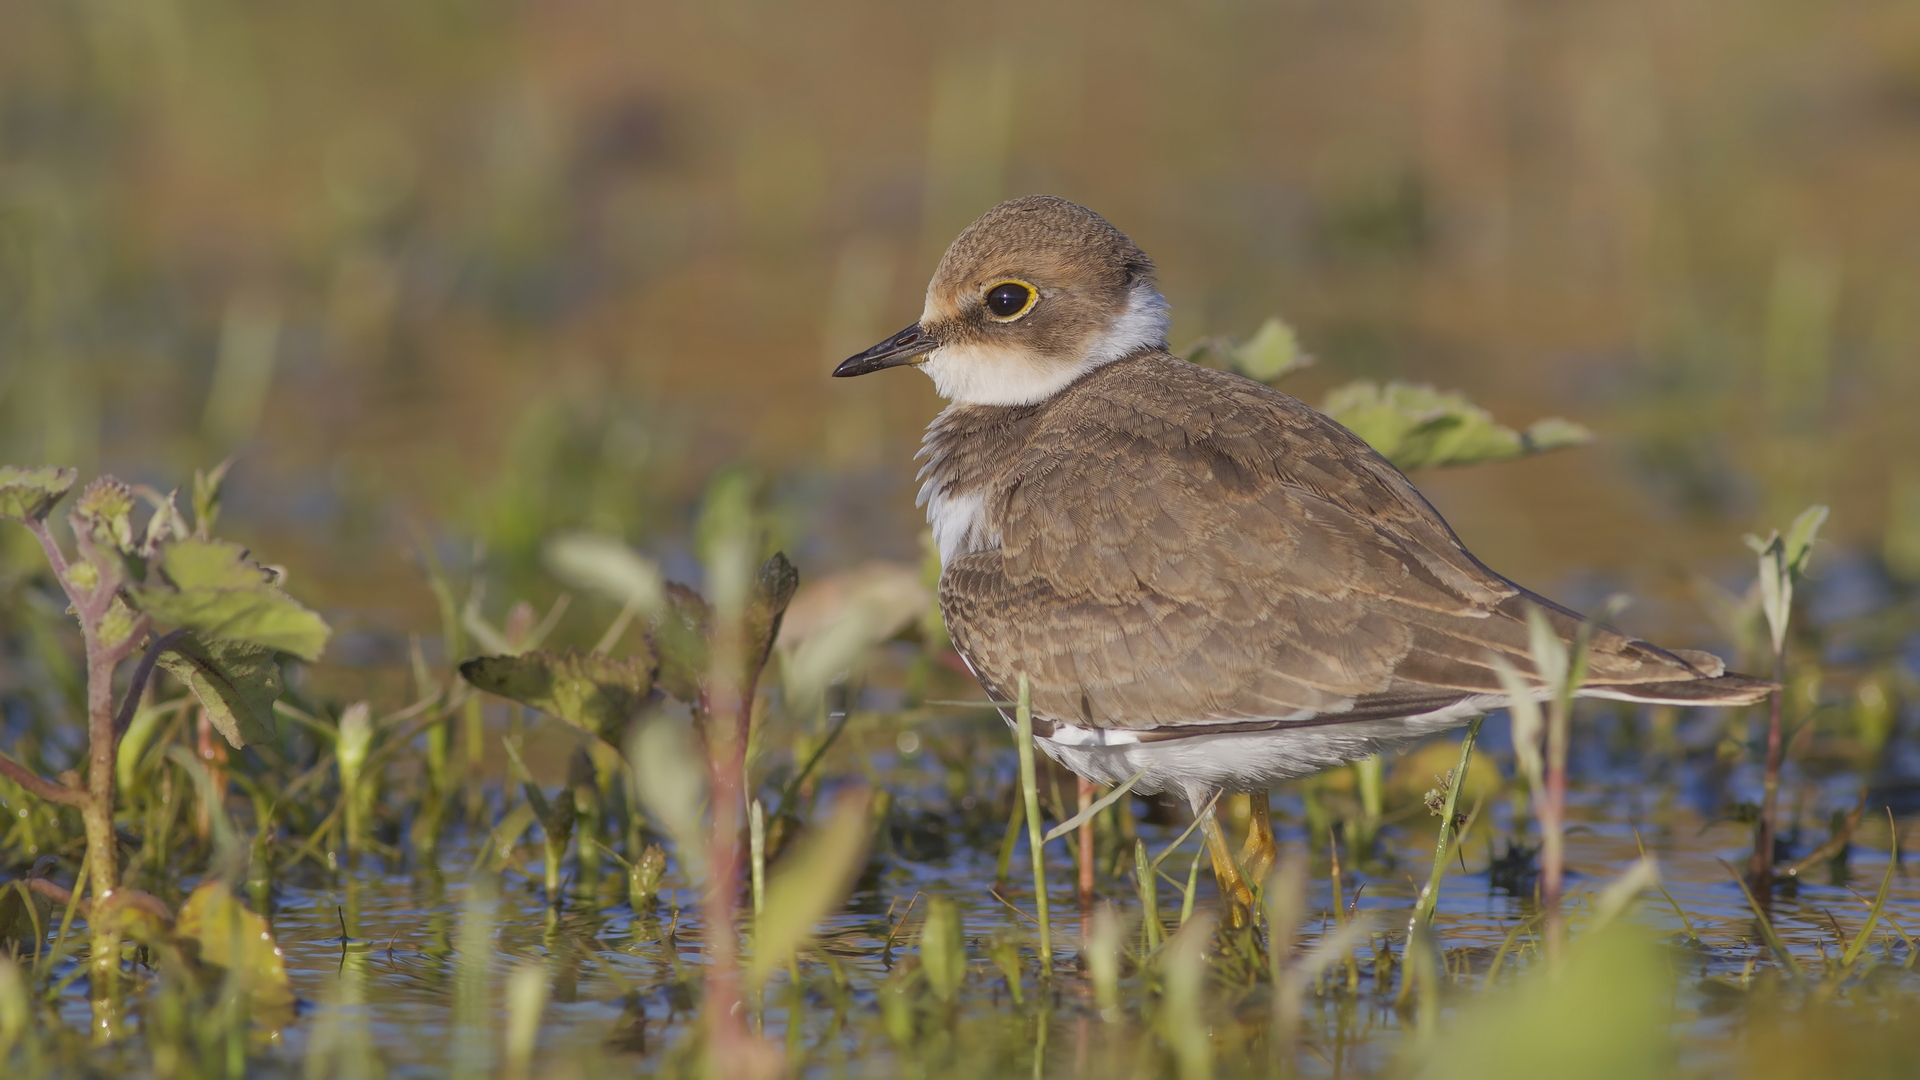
[833,195,1771,896]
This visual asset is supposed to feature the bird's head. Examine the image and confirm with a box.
[833,195,1169,406]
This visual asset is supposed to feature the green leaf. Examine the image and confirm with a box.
[1782,504,1829,578]
[646,553,799,707]
[1491,656,1544,794]
[748,551,800,669]
[157,634,285,749]
[0,944,32,1047]
[135,486,192,556]
[650,584,711,704]
[625,715,708,881]
[99,595,143,653]
[1184,317,1313,383]
[192,458,233,539]
[918,895,967,1002]
[1415,923,1674,1080]
[1525,604,1570,694]
[131,538,332,660]
[1320,381,1593,472]
[459,647,655,736]
[153,536,274,590]
[0,465,77,523]
[695,467,766,619]
[0,872,55,954]
[544,532,664,611]
[490,802,539,869]
[1744,504,1829,656]
[627,844,667,912]
[747,790,873,991]
[1588,855,1661,934]
[174,882,293,1007]
[1227,317,1311,382]
[1520,417,1594,456]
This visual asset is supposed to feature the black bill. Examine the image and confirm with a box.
[833,323,936,378]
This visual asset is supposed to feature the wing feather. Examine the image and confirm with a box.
[933,353,1757,734]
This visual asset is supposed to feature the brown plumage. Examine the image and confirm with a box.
[835,195,1771,805]
[928,354,1769,734]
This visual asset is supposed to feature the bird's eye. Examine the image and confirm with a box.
[983,280,1038,321]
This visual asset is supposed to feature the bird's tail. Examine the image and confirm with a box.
[1580,670,1775,707]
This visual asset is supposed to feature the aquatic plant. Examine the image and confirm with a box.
[0,464,323,997]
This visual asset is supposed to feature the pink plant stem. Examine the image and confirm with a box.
[73,530,135,905]
[701,618,765,1073]
[1748,652,1786,900]
[702,715,746,1068]
[28,518,140,986]
[0,754,86,808]
[28,877,175,923]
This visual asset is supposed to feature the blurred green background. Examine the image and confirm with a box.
[5,0,1919,647]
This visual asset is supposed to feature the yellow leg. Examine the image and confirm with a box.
[1239,790,1277,884]
[1201,804,1254,914]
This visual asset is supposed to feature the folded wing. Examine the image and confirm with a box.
[939,355,1771,735]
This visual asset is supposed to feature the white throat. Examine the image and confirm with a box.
[914,283,1170,406]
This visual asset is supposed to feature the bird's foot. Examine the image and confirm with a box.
[1239,791,1278,885]
[1202,806,1255,925]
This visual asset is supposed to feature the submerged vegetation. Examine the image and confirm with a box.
[1,340,1917,1076]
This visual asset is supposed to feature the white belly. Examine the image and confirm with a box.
[1026,696,1501,809]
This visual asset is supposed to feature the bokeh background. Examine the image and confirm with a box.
[5,0,1919,655]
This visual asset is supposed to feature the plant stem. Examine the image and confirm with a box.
[1410,717,1484,932]
[1749,648,1787,899]
[1134,838,1160,953]
[701,691,746,1068]
[48,524,141,991]
[1014,675,1051,971]
[112,628,183,735]
[24,517,74,586]
[0,754,87,808]
[701,590,775,1075]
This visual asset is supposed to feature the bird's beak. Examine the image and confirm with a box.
[833,323,936,378]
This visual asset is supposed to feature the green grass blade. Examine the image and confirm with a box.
[1720,859,1803,981]
[1014,674,1051,970]
[1838,814,1898,972]
[1410,716,1484,932]
[1041,766,1148,844]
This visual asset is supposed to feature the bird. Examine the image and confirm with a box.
[832,194,1772,902]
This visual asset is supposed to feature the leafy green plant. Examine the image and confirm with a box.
[1189,316,1592,471]
[462,476,902,1078]
[1322,381,1593,471]
[1745,504,1828,894]
[0,463,326,992]
[1492,600,1618,962]
[1185,316,1312,383]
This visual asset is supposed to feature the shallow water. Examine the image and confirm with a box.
[212,701,1920,1078]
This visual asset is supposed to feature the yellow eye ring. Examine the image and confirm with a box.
[982,280,1039,322]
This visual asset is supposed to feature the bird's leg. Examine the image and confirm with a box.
[1077,777,1096,914]
[1201,803,1255,915]
[1239,789,1277,885]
